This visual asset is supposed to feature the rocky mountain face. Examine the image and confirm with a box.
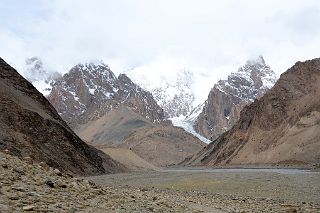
[184,58,320,167]
[47,62,165,128]
[0,57,126,176]
[127,69,197,118]
[194,56,277,140]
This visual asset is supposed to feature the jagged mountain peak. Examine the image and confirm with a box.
[73,60,110,71]
[48,62,165,127]
[194,56,277,141]
[68,61,116,82]
[215,56,277,102]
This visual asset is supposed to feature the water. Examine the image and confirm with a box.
[164,168,318,175]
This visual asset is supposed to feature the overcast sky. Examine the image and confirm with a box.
[1,0,320,78]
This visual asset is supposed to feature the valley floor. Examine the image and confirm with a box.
[87,168,320,212]
[1,151,320,212]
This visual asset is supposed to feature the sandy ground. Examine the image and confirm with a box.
[87,168,320,212]
[101,148,160,171]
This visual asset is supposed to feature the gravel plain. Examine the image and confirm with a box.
[1,151,320,212]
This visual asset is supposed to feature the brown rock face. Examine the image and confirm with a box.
[186,58,320,166]
[0,58,126,176]
[47,62,165,128]
[194,56,276,140]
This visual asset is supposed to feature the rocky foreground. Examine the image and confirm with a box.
[1,151,320,212]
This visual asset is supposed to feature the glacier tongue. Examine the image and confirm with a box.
[170,115,211,144]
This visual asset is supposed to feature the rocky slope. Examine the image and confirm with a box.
[47,62,165,128]
[194,56,277,140]
[0,57,125,176]
[77,106,205,167]
[120,124,205,167]
[185,58,320,167]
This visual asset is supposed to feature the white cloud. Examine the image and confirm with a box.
[0,0,320,79]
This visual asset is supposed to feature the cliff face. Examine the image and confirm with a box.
[0,57,126,176]
[47,62,165,128]
[194,56,277,140]
[185,58,320,167]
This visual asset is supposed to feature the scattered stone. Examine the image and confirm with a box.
[23,205,36,211]
[27,191,41,197]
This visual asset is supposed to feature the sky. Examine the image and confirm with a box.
[1,0,320,82]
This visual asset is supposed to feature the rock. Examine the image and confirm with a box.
[11,186,26,192]
[45,180,55,188]
[23,157,33,164]
[53,168,62,176]
[39,162,49,171]
[23,205,36,211]
[27,191,41,197]
[55,180,67,188]
[8,194,19,200]
[14,167,25,175]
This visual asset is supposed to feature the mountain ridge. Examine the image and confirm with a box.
[184,57,320,167]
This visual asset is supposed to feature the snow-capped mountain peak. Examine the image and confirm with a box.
[47,61,165,127]
[194,56,278,141]
[215,56,277,102]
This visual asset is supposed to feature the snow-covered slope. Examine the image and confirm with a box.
[127,69,197,118]
[170,115,211,144]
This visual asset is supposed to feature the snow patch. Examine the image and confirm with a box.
[170,116,211,144]
[32,80,52,96]
[89,88,95,95]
